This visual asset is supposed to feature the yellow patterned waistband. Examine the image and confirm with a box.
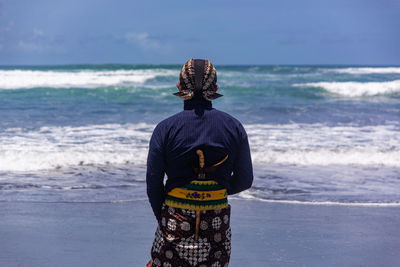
[168,187,227,201]
[165,179,228,211]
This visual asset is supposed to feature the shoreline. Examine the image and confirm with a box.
[231,197,400,207]
[1,199,399,267]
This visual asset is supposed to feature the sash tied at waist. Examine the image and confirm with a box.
[165,180,228,211]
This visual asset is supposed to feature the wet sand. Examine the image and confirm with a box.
[0,199,399,267]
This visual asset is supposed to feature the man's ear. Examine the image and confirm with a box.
[176,82,182,91]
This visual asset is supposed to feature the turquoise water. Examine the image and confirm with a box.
[0,65,399,204]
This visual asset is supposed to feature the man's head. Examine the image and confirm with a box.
[173,58,222,101]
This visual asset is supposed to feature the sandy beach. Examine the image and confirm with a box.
[1,199,399,267]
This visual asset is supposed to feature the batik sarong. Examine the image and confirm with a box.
[151,203,231,267]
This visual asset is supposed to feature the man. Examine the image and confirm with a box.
[146,58,253,267]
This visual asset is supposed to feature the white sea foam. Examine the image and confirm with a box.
[0,123,154,171]
[294,80,400,96]
[0,69,178,89]
[326,67,400,74]
[232,193,400,207]
[0,123,399,172]
[247,123,400,166]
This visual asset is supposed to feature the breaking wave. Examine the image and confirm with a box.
[326,67,400,74]
[1,123,399,172]
[0,69,178,89]
[294,80,400,97]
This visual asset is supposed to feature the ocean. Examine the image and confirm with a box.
[0,65,399,205]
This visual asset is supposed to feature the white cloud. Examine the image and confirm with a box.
[14,29,44,52]
[124,32,171,53]
[0,20,14,33]
[17,39,64,53]
[18,40,43,52]
[15,29,64,53]
[33,28,44,38]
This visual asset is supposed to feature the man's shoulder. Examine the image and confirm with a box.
[212,108,244,127]
[212,109,248,139]
[157,111,185,125]
[212,108,238,119]
[153,111,185,132]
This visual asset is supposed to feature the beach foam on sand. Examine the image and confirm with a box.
[0,200,399,267]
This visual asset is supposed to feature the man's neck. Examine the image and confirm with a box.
[184,98,212,110]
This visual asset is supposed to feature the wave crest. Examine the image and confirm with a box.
[326,67,400,74]
[294,80,400,97]
[0,123,399,171]
[0,69,178,89]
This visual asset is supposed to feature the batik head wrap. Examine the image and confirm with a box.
[173,58,223,101]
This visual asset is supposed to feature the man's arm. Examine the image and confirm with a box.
[146,124,166,221]
[228,125,253,195]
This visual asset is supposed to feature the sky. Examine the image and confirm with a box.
[0,0,399,65]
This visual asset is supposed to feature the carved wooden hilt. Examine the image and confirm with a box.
[196,149,205,178]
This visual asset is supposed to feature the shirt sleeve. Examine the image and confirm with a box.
[146,124,166,221]
[228,124,253,195]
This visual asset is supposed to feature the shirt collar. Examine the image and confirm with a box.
[184,98,212,110]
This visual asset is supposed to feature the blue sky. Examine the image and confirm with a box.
[0,0,399,65]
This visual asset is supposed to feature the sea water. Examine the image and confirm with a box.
[0,65,399,204]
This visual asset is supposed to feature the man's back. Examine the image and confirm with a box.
[147,98,253,220]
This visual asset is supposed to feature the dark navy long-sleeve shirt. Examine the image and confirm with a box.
[146,98,253,220]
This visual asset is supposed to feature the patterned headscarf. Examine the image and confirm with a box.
[173,58,223,101]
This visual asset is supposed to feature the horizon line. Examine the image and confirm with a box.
[1,63,400,68]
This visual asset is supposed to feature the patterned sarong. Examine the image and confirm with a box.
[151,203,231,267]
